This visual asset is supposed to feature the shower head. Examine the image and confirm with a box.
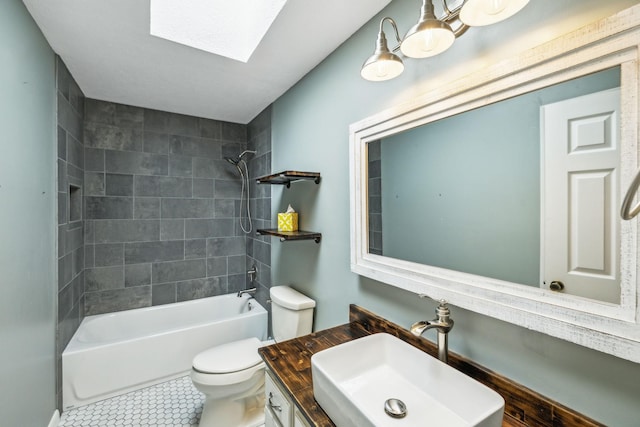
[225,157,239,166]
[225,150,256,167]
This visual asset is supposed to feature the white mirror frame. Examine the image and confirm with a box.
[350,5,640,363]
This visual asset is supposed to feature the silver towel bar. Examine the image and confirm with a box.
[621,166,640,220]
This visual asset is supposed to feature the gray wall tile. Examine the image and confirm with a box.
[84,172,105,196]
[185,239,206,259]
[215,179,242,199]
[143,131,170,154]
[162,199,213,219]
[58,125,67,160]
[221,121,247,142]
[85,266,124,292]
[176,277,226,302]
[67,134,84,169]
[135,176,192,198]
[125,263,152,287]
[85,245,95,268]
[161,219,185,240]
[214,199,236,218]
[207,237,245,257]
[228,274,246,293]
[85,148,105,172]
[105,150,168,175]
[152,282,176,306]
[58,192,67,225]
[152,259,206,283]
[85,196,133,219]
[193,158,237,179]
[77,99,257,319]
[134,198,161,219]
[185,218,234,238]
[94,243,124,267]
[106,174,134,196]
[206,257,227,277]
[125,240,184,264]
[228,255,246,275]
[199,118,220,139]
[85,122,143,151]
[85,99,142,128]
[170,135,221,159]
[94,219,160,243]
[58,92,82,141]
[84,286,151,315]
[144,109,171,133]
[193,179,213,198]
[169,113,200,137]
[169,155,193,177]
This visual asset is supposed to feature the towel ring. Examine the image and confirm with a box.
[621,166,640,220]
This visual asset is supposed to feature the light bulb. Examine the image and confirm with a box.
[485,0,507,15]
[376,61,389,78]
[460,0,529,26]
[422,30,437,52]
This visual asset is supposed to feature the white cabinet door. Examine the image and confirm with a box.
[541,88,621,303]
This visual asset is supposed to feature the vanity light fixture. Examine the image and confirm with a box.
[361,0,529,81]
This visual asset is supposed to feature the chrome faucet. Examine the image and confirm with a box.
[237,287,257,298]
[410,299,454,363]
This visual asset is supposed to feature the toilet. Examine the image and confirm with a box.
[190,286,316,427]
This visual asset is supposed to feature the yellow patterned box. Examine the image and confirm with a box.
[277,213,298,232]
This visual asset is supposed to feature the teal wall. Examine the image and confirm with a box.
[0,0,57,425]
[271,0,640,425]
[380,68,619,286]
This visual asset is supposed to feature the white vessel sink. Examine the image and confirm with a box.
[311,333,504,427]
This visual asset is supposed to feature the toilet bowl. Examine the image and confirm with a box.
[191,337,274,427]
[190,286,315,427]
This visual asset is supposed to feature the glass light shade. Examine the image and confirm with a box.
[460,0,529,26]
[361,51,405,81]
[400,20,455,58]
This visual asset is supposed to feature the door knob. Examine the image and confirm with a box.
[549,281,565,292]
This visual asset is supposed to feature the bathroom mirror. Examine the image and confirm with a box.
[369,67,622,304]
[350,5,640,362]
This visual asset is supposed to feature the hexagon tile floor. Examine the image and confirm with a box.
[59,376,204,426]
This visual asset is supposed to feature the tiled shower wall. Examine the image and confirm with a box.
[82,99,249,315]
[56,57,86,408]
[368,140,382,255]
[247,106,272,309]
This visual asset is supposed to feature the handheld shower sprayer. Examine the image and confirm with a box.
[224,150,256,234]
[224,150,256,166]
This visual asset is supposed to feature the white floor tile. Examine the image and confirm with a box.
[60,376,204,427]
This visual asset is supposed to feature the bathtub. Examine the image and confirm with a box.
[62,293,267,410]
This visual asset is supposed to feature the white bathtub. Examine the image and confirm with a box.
[62,293,267,410]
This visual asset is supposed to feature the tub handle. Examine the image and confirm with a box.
[268,392,282,412]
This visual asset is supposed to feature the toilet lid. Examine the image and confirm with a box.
[193,337,263,374]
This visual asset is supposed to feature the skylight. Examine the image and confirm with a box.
[150,0,287,63]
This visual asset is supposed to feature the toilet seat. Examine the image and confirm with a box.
[193,337,263,374]
[191,337,267,387]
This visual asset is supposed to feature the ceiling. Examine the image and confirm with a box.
[22,0,392,124]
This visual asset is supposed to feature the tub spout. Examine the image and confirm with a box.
[237,287,257,298]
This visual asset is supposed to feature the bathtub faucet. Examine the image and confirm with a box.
[237,287,257,298]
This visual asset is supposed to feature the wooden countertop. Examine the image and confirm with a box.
[258,305,603,427]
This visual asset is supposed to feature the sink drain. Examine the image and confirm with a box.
[384,398,407,418]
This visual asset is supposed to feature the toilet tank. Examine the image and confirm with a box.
[270,286,316,342]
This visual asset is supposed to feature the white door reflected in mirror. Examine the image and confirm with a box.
[542,88,621,304]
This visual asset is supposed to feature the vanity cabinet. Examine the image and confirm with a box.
[265,368,300,427]
[294,408,312,427]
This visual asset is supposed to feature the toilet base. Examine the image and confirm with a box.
[198,387,265,427]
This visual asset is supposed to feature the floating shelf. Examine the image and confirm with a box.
[256,171,321,188]
[257,229,321,243]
